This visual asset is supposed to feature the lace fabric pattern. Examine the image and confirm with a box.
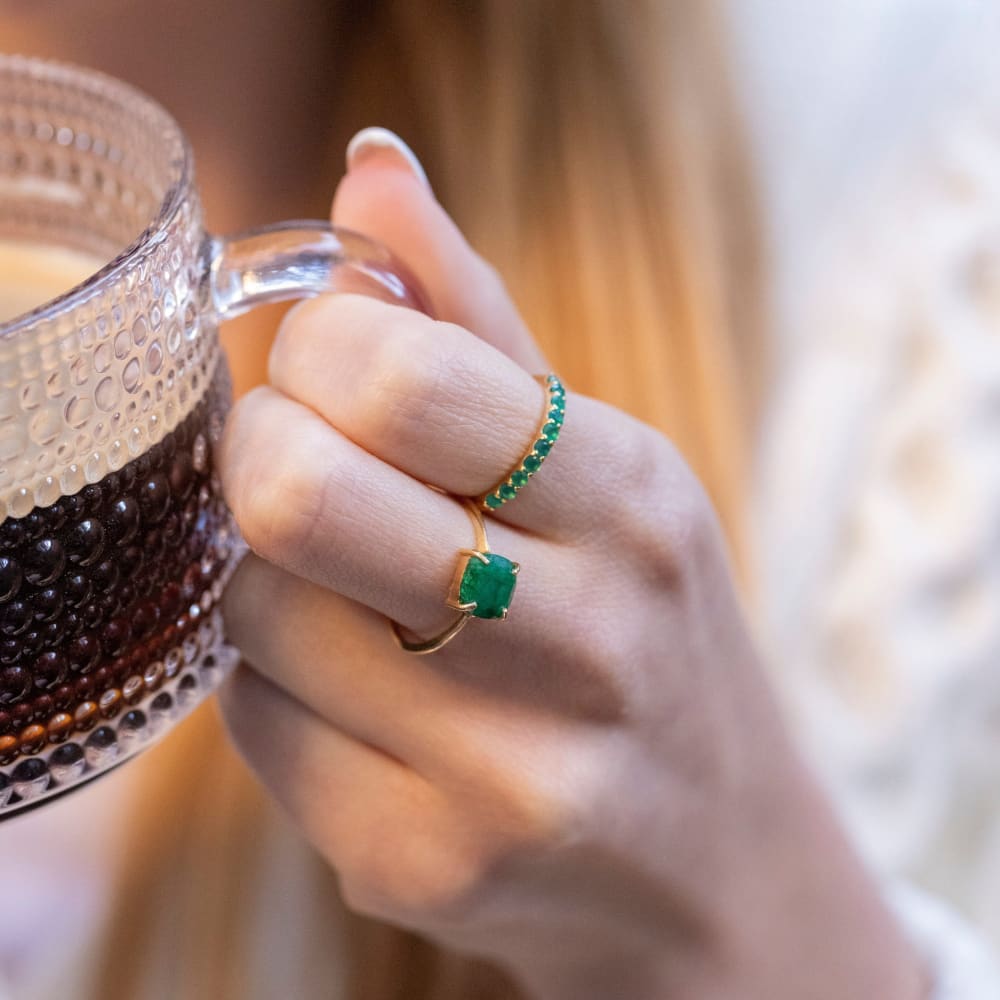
[748,0,1000,958]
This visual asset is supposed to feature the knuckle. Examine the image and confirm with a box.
[568,617,629,677]
[218,555,268,649]
[214,666,255,745]
[268,299,315,379]
[361,323,467,451]
[662,475,718,568]
[336,755,612,926]
[453,741,594,857]
[495,779,584,852]
[602,422,717,586]
[339,825,491,925]
[216,389,258,494]
[523,753,609,846]
[610,421,675,514]
[231,434,330,564]
[270,295,376,381]
[648,466,717,580]
[555,617,634,721]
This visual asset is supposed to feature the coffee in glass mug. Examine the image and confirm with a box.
[0,55,424,818]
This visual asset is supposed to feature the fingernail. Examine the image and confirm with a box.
[345,127,431,190]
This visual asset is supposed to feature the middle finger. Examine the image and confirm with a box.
[267,294,639,540]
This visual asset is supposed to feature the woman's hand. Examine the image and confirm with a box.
[216,133,926,1000]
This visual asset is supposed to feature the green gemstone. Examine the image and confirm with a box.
[542,422,560,440]
[550,389,565,405]
[524,454,541,472]
[548,408,564,425]
[459,553,518,619]
[499,482,517,500]
[484,494,503,509]
[511,470,529,487]
[534,439,551,456]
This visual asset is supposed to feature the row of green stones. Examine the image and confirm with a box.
[481,374,566,511]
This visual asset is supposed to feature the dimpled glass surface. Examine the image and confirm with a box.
[0,56,220,519]
[0,56,242,817]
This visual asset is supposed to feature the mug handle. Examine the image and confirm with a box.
[204,220,432,320]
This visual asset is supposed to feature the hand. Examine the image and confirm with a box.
[216,135,927,1000]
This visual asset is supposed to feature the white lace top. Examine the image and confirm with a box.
[739,0,1000,988]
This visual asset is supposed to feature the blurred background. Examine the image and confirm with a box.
[736,0,1000,938]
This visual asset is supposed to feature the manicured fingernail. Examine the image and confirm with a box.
[345,127,430,190]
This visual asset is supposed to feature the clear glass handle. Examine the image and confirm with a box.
[205,219,432,321]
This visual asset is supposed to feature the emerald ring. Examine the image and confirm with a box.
[391,499,519,655]
[477,374,565,513]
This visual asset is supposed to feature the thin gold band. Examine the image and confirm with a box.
[476,373,565,512]
[390,500,490,656]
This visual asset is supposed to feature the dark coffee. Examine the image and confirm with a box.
[0,365,238,814]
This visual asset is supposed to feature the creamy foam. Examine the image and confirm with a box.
[0,239,101,324]
[0,236,221,517]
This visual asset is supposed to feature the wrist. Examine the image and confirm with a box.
[703,754,929,1000]
[501,722,929,1000]
[512,760,930,1000]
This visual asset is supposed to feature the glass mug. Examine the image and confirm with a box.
[0,54,425,819]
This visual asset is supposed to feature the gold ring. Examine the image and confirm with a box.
[390,498,520,655]
[476,373,565,512]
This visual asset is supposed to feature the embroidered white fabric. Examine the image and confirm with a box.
[889,883,1000,1000]
[735,0,1000,990]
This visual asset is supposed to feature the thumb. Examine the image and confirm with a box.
[331,127,547,372]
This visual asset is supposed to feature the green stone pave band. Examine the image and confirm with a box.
[478,374,565,513]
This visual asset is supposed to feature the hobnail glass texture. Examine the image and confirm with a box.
[0,55,237,818]
[0,55,425,819]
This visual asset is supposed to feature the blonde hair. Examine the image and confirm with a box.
[95,3,760,997]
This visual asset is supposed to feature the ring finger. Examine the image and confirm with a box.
[218,386,556,641]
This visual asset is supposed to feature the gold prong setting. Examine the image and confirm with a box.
[391,499,520,654]
[448,550,519,620]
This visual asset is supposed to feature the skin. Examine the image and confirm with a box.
[216,150,929,1000]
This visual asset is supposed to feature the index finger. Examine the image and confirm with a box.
[332,132,548,373]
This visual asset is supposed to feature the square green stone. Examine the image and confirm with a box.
[457,553,518,619]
